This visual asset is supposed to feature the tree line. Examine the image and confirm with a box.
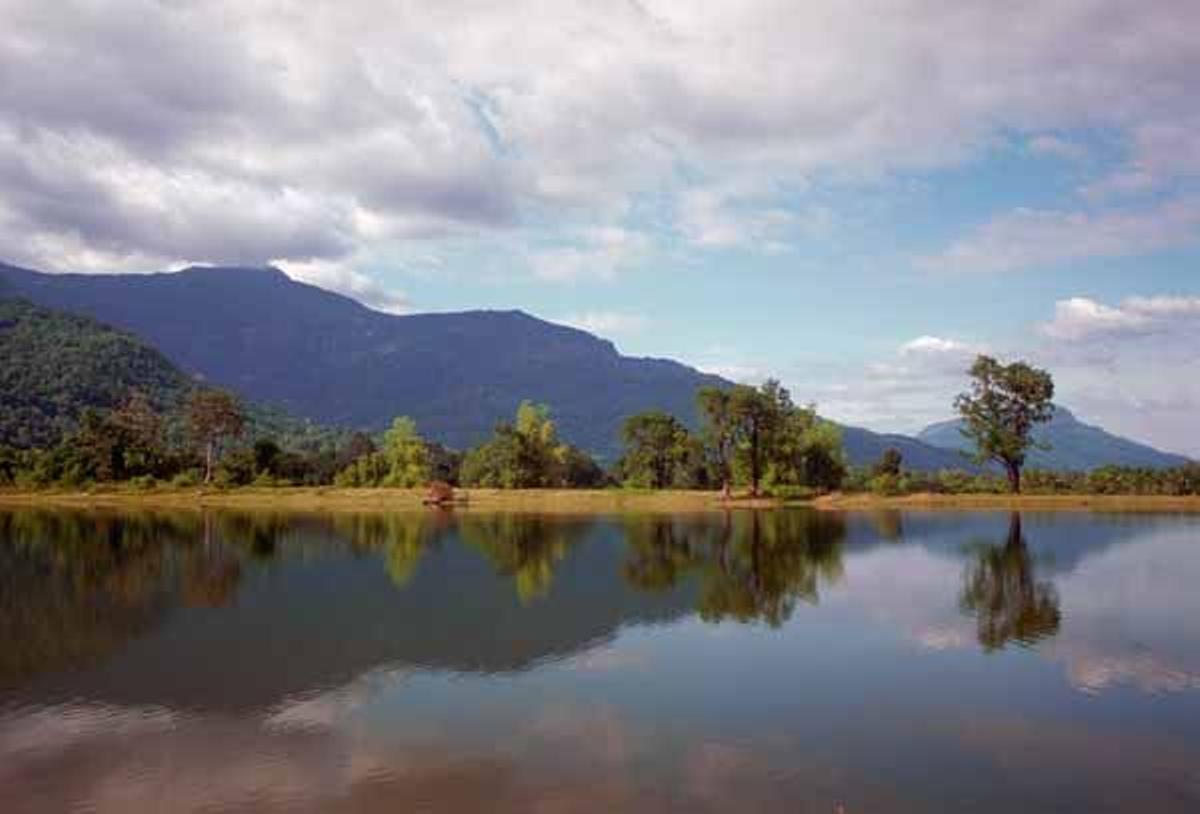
[2,352,1196,496]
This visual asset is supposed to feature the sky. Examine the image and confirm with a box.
[2,1,1199,455]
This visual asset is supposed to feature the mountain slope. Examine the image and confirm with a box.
[0,294,344,451]
[918,408,1191,471]
[0,297,193,447]
[839,424,975,472]
[0,263,726,458]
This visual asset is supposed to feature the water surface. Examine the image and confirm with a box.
[2,508,1199,812]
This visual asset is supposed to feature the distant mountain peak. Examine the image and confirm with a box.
[918,406,1190,470]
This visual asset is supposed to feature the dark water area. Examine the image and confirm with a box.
[1,507,1199,812]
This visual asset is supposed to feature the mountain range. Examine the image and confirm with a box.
[1,261,1189,469]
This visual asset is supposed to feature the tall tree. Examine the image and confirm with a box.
[187,388,246,483]
[619,411,692,489]
[730,380,790,497]
[697,387,736,498]
[380,416,430,487]
[110,390,167,477]
[955,355,1055,494]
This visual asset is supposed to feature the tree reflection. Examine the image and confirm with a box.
[622,511,846,627]
[458,515,593,603]
[960,513,1062,650]
[334,513,450,589]
[0,509,247,686]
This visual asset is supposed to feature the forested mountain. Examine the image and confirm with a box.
[3,262,1187,469]
[0,295,341,450]
[0,263,724,459]
[0,297,192,447]
[918,408,1191,471]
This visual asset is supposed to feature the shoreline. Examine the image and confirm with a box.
[2,487,1200,513]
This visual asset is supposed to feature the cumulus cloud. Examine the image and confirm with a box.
[4,0,1200,285]
[801,334,984,431]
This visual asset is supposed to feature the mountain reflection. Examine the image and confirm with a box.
[960,513,1062,650]
[623,511,846,627]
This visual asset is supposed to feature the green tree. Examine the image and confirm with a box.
[619,411,692,489]
[697,387,736,497]
[187,389,246,484]
[460,401,576,488]
[955,355,1055,493]
[730,380,790,497]
[380,416,430,487]
[874,447,903,477]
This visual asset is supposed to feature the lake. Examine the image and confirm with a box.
[2,507,1199,812]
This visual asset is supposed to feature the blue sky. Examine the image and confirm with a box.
[3,1,1199,453]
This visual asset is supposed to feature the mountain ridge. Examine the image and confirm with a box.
[2,261,1187,469]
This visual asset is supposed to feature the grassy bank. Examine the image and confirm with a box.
[3,486,1200,513]
[811,491,1200,512]
[0,486,751,513]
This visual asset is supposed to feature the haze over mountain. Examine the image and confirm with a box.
[3,262,1187,470]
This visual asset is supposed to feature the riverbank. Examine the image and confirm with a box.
[810,491,1200,512]
[3,486,1200,513]
[0,486,759,513]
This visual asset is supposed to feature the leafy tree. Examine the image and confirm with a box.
[187,388,246,483]
[111,391,169,477]
[729,380,792,496]
[380,416,431,487]
[460,401,587,488]
[874,447,903,477]
[334,416,430,487]
[253,439,283,476]
[955,355,1055,493]
[697,387,736,497]
[619,411,693,488]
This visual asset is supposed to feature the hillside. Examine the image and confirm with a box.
[0,295,342,450]
[0,263,725,458]
[839,425,975,473]
[918,408,1192,471]
[0,297,193,447]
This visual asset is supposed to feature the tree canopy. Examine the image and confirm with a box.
[955,355,1055,493]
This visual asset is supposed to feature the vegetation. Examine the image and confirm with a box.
[1,296,1193,498]
[955,355,1056,493]
[459,402,607,488]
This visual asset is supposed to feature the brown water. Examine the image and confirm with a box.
[2,508,1199,812]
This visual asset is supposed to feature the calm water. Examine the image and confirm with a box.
[2,508,1199,813]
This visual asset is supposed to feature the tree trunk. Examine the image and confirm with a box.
[1005,460,1022,494]
[750,425,761,497]
[205,438,215,484]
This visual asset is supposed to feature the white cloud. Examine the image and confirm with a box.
[3,1,1200,282]
[1041,294,1200,341]
[556,311,649,338]
[529,227,652,281]
[918,199,1200,274]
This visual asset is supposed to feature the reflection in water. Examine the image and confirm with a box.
[458,514,591,602]
[2,507,1200,813]
[623,511,846,626]
[960,513,1062,650]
